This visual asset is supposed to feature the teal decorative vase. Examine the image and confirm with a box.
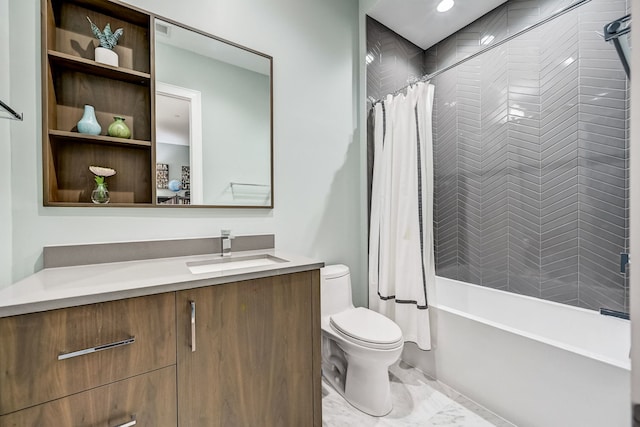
[77,105,101,135]
[107,116,131,139]
[91,182,110,204]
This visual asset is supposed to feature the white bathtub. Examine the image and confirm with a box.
[402,276,631,427]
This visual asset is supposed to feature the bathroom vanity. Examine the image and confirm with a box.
[0,243,322,426]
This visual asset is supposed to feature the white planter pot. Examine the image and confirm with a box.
[95,47,118,67]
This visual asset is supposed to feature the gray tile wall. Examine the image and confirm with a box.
[366,17,425,215]
[423,0,576,75]
[366,16,425,103]
[366,0,630,312]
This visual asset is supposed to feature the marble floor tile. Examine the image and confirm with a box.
[322,361,515,427]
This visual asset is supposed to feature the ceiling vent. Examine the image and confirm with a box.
[155,22,171,37]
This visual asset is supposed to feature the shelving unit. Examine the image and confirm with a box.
[42,0,154,206]
[47,50,151,84]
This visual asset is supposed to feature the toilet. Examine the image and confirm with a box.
[320,264,404,416]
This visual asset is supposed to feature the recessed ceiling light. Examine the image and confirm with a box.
[437,0,454,13]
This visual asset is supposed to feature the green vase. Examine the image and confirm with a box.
[107,116,131,139]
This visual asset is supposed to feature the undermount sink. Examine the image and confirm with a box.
[186,254,288,274]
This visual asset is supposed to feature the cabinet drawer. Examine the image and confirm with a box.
[0,292,176,415]
[0,365,177,427]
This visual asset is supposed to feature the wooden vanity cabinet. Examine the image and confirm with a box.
[0,269,321,427]
[176,271,322,427]
[0,366,177,427]
[0,293,176,425]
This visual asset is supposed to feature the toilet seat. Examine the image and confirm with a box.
[329,307,403,350]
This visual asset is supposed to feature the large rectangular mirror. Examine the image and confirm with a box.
[154,18,273,207]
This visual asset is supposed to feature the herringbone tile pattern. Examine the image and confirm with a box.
[366,16,424,103]
[433,69,459,279]
[366,0,630,312]
[457,57,483,285]
[539,9,579,305]
[507,27,542,298]
[576,0,630,311]
[480,45,509,290]
[430,0,630,311]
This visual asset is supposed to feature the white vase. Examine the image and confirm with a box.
[95,47,118,67]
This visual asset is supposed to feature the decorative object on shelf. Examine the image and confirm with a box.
[107,116,131,138]
[181,166,190,190]
[89,165,116,204]
[156,163,169,189]
[77,105,101,135]
[159,179,190,204]
[168,179,181,192]
[87,16,123,67]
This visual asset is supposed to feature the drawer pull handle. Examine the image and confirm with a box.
[190,300,196,352]
[114,417,137,427]
[58,337,135,360]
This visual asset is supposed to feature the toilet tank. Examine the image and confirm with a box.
[321,264,354,317]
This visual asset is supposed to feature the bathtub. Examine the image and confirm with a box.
[402,276,631,427]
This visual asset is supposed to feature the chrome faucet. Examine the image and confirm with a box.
[221,229,234,257]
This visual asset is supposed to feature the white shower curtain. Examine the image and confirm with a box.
[369,82,435,350]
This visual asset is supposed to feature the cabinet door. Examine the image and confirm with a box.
[177,272,318,427]
[0,366,176,427]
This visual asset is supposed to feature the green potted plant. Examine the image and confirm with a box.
[87,17,123,67]
[89,165,116,204]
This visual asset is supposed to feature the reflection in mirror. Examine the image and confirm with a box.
[156,83,202,205]
[155,19,272,207]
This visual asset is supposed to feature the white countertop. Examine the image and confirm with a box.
[0,249,324,317]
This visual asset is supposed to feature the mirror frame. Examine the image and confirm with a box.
[152,16,274,209]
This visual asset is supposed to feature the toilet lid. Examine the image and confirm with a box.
[329,307,402,347]
[321,264,350,279]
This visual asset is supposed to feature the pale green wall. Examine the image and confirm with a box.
[0,0,12,287]
[6,0,366,306]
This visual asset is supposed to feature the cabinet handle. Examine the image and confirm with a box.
[113,417,137,427]
[58,337,135,361]
[190,300,196,352]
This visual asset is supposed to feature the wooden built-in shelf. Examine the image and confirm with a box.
[48,50,151,85]
[43,0,154,206]
[45,201,155,208]
[49,129,151,148]
[58,0,151,27]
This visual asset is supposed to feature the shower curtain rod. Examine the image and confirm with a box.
[369,0,593,106]
[0,99,23,121]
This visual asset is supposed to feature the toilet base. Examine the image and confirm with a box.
[322,360,393,417]
[347,354,393,416]
[321,335,401,417]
